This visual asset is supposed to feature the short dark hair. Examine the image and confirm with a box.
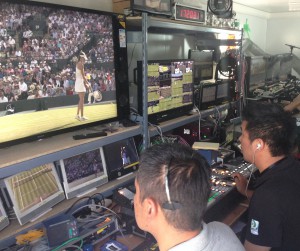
[242,102,297,156]
[136,143,211,231]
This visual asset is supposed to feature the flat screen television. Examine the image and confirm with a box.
[131,0,172,16]
[0,0,130,148]
[103,137,139,180]
[188,49,214,83]
[59,148,108,199]
[137,60,194,124]
[0,197,9,231]
[4,163,65,225]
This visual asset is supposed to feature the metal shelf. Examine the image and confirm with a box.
[148,104,230,137]
[127,16,242,36]
[0,172,135,247]
[0,125,141,178]
[128,13,242,148]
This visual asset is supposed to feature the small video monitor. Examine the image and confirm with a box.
[59,148,108,199]
[216,79,235,105]
[195,81,217,110]
[103,137,139,180]
[188,49,214,83]
[4,163,65,225]
[131,0,172,16]
[217,81,229,99]
[0,197,9,231]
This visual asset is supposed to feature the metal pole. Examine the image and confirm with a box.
[142,12,149,150]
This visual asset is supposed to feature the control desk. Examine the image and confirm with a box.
[1,156,252,251]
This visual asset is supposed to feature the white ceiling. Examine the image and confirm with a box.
[233,0,300,13]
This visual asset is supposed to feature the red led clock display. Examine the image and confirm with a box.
[175,5,205,23]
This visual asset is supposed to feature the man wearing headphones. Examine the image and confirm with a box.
[134,143,244,251]
[234,102,300,251]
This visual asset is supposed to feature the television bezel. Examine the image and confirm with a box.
[137,59,195,124]
[4,163,65,225]
[103,137,139,181]
[0,0,130,149]
[59,147,108,199]
[131,0,172,16]
[0,197,9,231]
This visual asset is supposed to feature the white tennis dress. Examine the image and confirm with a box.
[75,66,86,93]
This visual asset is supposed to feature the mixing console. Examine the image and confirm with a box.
[208,157,253,207]
[249,79,300,102]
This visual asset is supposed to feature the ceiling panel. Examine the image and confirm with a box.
[233,0,300,13]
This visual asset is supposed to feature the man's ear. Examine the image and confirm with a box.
[143,197,159,218]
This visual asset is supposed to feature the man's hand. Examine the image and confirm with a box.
[232,173,252,198]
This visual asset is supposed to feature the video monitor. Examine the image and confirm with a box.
[0,197,9,231]
[137,60,194,124]
[217,82,229,99]
[245,56,267,98]
[131,0,172,16]
[188,49,214,83]
[59,148,108,199]
[0,0,130,148]
[103,137,139,180]
[195,81,217,110]
[215,79,235,105]
[4,163,65,225]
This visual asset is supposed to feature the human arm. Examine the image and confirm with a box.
[233,173,254,199]
[244,240,271,251]
[77,62,89,90]
[284,94,300,112]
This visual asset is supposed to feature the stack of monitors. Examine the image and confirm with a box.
[4,163,65,225]
[103,137,139,180]
[0,198,9,231]
[59,148,108,199]
[137,60,194,124]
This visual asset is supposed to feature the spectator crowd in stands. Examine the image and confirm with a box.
[0,2,116,106]
[64,150,104,183]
